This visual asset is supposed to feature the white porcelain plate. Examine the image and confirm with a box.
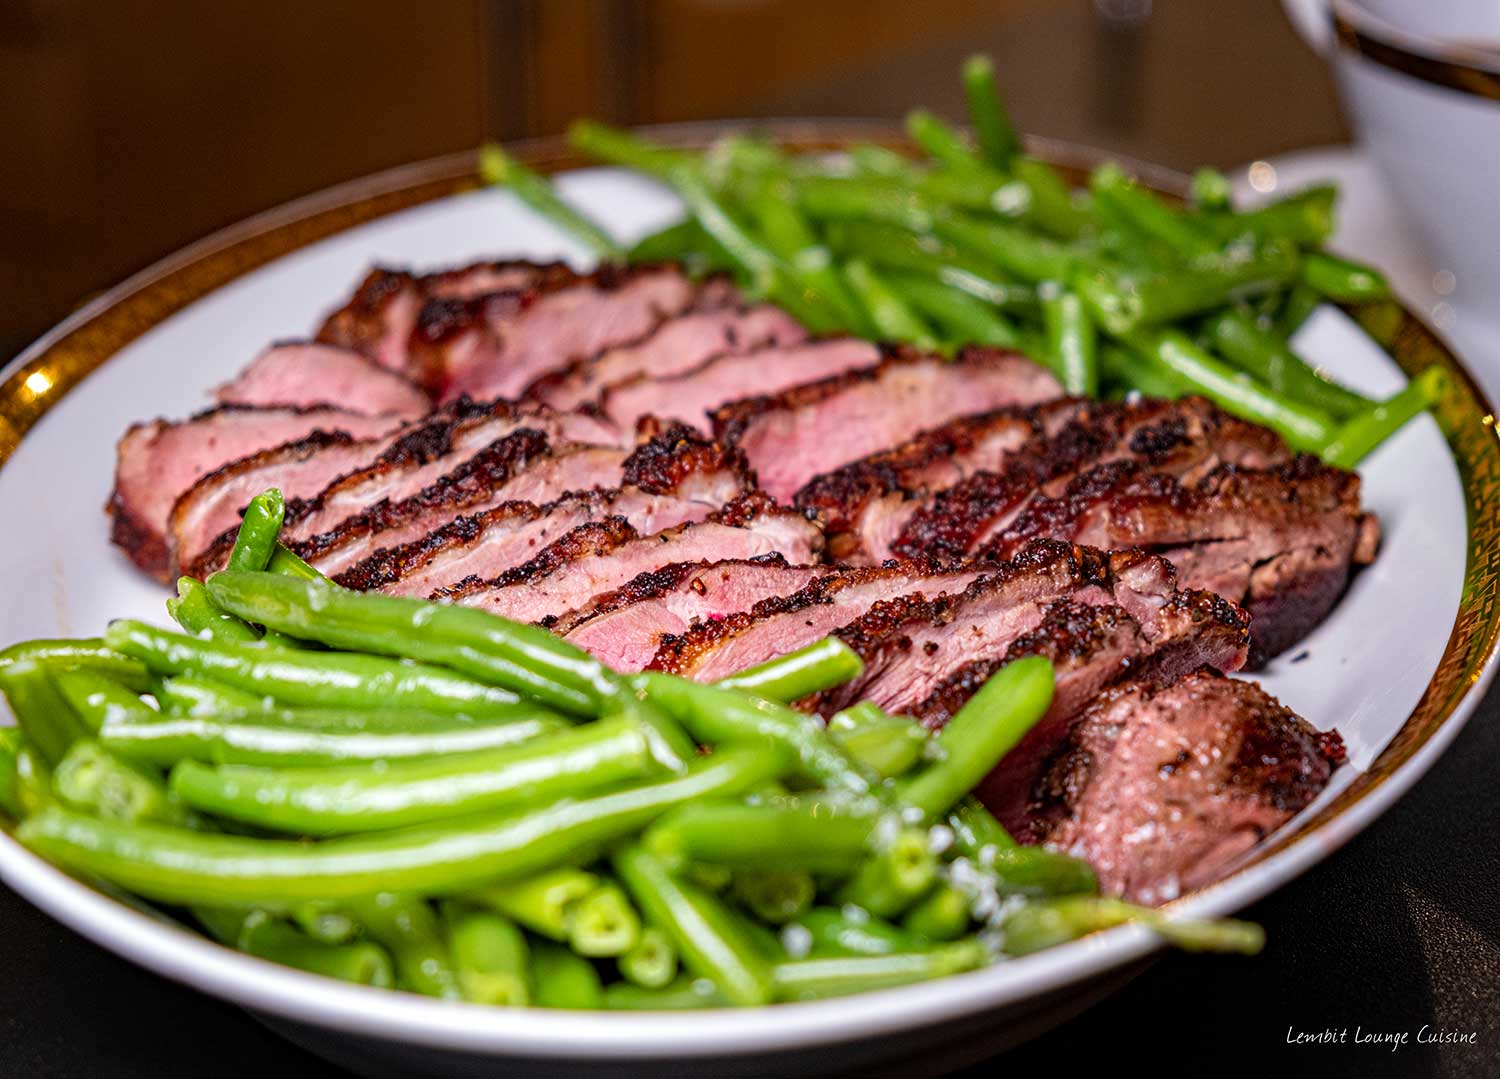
[0,133,1495,1077]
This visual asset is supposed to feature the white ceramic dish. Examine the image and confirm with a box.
[0,134,1496,1077]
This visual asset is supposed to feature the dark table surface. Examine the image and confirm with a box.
[3,682,1496,1079]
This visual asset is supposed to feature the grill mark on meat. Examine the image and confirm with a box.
[435,497,825,625]
[793,405,1060,563]
[111,404,403,580]
[1028,668,1342,904]
[558,557,832,672]
[618,424,751,500]
[333,428,749,596]
[807,540,1245,718]
[890,396,1294,564]
[523,304,807,412]
[983,454,1376,664]
[285,439,631,579]
[646,558,987,683]
[711,345,1062,501]
[601,338,882,436]
[414,265,727,404]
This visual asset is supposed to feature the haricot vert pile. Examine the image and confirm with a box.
[479,54,1446,467]
[0,489,1262,1007]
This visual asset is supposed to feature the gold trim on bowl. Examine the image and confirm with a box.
[2,125,1497,896]
[1332,7,1500,101]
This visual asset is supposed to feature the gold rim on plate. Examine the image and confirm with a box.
[2,124,1497,883]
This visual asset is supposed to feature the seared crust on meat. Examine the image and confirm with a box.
[1028,668,1344,903]
[620,425,751,494]
[646,558,971,676]
[794,407,1047,538]
[984,453,1373,665]
[288,428,554,569]
[548,554,794,637]
[890,396,1294,563]
[332,499,547,591]
[433,516,640,601]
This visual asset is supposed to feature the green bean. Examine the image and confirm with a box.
[685,861,734,894]
[843,260,938,347]
[1099,342,1190,399]
[794,175,938,233]
[827,221,1039,317]
[530,941,605,1009]
[634,672,872,795]
[18,745,783,904]
[743,182,868,333]
[1011,156,1092,240]
[619,926,679,989]
[350,893,460,999]
[793,907,921,958]
[999,896,1263,956]
[1041,285,1099,395]
[291,904,360,946]
[1120,329,1336,452]
[906,110,984,173]
[1190,167,1232,212]
[0,639,150,693]
[204,575,693,768]
[918,171,1031,217]
[443,902,531,1005]
[1090,163,1217,261]
[612,843,774,1007]
[979,845,1099,897]
[100,706,563,769]
[568,881,641,957]
[267,543,328,584]
[1275,282,1323,339]
[1299,250,1390,301]
[603,975,725,1010]
[961,54,1020,167]
[1201,307,1372,418]
[150,675,265,716]
[12,741,52,817]
[1322,366,1449,469]
[902,883,972,941]
[467,866,599,941]
[883,272,1022,349]
[714,636,863,704]
[836,828,939,918]
[646,798,878,873]
[0,727,22,818]
[934,213,1077,283]
[0,659,88,766]
[946,796,1017,858]
[226,489,286,573]
[197,908,394,988]
[567,120,696,180]
[771,939,987,1001]
[732,869,816,925]
[1075,238,1300,335]
[170,714,654,835]
[895,655,1054,821]
[827,706,929,780]
[53,742,191,827]
[479,142,622,259]
[52,668,154,735]
[628,219,712,264]
[1205,185,1336,248]
[167,577,260,644]
[669,167,846,333]
[106,619,527,719]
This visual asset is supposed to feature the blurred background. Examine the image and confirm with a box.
[0,0,1344,361]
